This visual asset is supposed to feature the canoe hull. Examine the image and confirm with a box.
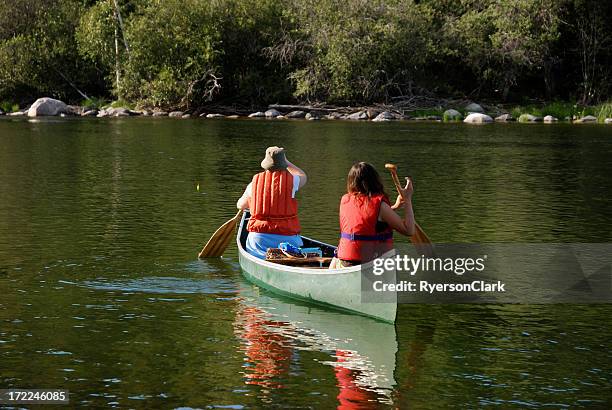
[237,212,397,323]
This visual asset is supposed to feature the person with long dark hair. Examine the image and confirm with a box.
[330,162,415,268]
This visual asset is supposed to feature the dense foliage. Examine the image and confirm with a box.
[0,0,610,108]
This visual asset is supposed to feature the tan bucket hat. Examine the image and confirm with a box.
[260,146,288,170]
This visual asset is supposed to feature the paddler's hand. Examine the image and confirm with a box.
[392,194,404,210]
[401,177,413,197]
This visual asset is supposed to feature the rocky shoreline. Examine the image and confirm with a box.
[2,97,611,125]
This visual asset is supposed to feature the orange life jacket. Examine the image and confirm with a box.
[337,193,393,262]
[247,170,301,236]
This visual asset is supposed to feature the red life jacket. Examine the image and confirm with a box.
[337,193,393,262]
[247,170,301,236]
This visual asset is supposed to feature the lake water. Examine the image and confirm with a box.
[0,117,611,408]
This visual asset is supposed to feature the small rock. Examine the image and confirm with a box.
[276,115,286,119]
[265,109,281,118]
[140,110,151,116]
[443,109,463,121]
[96,110,109,118]
[65,105,81,115]
[305,112,320,120]
[463,113,493,123]
[465,102,484,113]
[495,113,514,122]
[325,112,343,120]
[81,110,98,117]
[574,115,597,123]
[9,111,26,116]
[206,113,225,118]
[604,118,612,124]
[227,115,240,119]
[518,114,541,123]
[248,111,265,118]
[199,113,207,117]
[543,115,558,123]
[366,108,381,119]
[286,110,306,119]
[372,111,396,122]
[28,97,69,117]
[182,114,191,119]
[347,111,368,120]
[152,111,168,117]
[105,107,134,117]
[169,111,184,117]
[426,115,441,121]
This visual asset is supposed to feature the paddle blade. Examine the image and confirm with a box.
[198,211,242,258]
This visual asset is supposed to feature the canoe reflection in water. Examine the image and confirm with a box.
[233,283,398,406]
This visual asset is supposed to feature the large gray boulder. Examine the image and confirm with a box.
[464,102,484,113]
[265,109,281,118]
[443,109,463,121]
[463,113,493,123]
[347,111,368,120]
[28,97,70,117]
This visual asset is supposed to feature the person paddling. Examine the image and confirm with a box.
[330,162,415,268]
[237,147,307,259]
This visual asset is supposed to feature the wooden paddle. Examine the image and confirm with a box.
[198,209,243,258]
[385,163,433,252]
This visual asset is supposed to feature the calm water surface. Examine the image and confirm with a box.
[0,117,611,408]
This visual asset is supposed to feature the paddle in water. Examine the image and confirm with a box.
[198,209,243,258]
[385,163,434,256]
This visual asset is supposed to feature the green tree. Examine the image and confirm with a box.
[0,0,94,102]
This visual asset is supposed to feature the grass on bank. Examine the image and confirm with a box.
[81,97,109,110]
[510,101,612,122]
[405,101,612,122]
[0,101,19,113]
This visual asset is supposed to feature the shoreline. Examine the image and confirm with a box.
[2,97,611,125]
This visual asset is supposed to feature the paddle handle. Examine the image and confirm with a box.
[385,163,406,199]
[232,208,244,221]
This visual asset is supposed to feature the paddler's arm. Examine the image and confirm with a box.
[286,159,307,188]
[380,177,415,236]
[237,183,251,210]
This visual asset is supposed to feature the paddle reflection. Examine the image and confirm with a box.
[234,283,398,407]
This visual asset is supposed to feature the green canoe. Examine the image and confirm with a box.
[237,211,397,323]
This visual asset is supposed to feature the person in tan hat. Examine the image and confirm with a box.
[237,147,307,259]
